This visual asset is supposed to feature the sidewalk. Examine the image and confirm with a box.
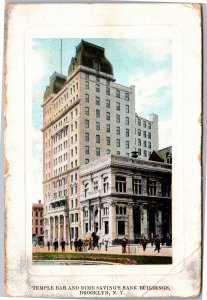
[33,244,172,257]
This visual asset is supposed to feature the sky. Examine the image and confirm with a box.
[31,38,172,203]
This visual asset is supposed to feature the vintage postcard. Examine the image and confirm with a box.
[4,3,202,298]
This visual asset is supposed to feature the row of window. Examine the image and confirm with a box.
[70,198,78,209]
[53,165,68,176]
[53,177,67,188]
[136,139,152,149]
[53,141,68,154]
[85,81,129,100]
[70,213,79,223]
[53,153,68,166]
[32,219,43,225]
[33,227,44,235]
[52,128,68,143]
[32,211,43,217]
[136,129,152,138]
[84,176,171,197]
[85,115,129,128]
[70,82,78,95]
[53,189,68,199]
[136,118,152,129]
[85,98,129,112]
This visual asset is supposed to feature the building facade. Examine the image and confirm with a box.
[42,40,159,243]
[80,154,171,243]
[32,200,44,242]
[135,113,159,159]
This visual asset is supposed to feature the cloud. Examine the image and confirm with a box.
[130,69,172,148]
[159,118,172,149]
[133,39,172,62]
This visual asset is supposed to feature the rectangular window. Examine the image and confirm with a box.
[106,99,110,108]
[96,148,100,156]
[148,142,151,149]
[125,105,129,113]
[96,135,100,143]
[125,92,129,101]
[116,176,126,192]
[126,128,129,137]
[144,140,147,147]
[85,73,89,80]
[106,137,110,145]
[85,81,89,89]
[148,122,151,129]
[96,84,100,92]
[93,180,99,191]
[85,159,89,164]
[96,76,100,83]
[103,177,109,193]
[116,114,120,123]
[148,181,157,196]
[138,118,141,126]
[96,122,100,130]
[116,102,120,111]
[138,148,141,155]
[106,112,110,120]
[85,223,88,234]
[144,150,147,157]
[85,132,89,141]
[116,90,120,98]
[116,151,120,155]
[85,146,89,154]
[75,213,78,222]
[116,127,120,135]
[148,132,151,139]
[96,96,100,105]
[133,178,142,194]
[138,139,141,146]
[118,221,125,235]
[85,107,89,115]
[105,221,109,234]
[96,110,100,118]
[125,117,129,125]
[143,131,146,138]
[143,121,146,128]
[116,139,120,147]
[138,129,141,136]
[84,183,89,198]
[106,149,111,154]
[126,141,129,149]
[106,124,110,132]
[85,94,89,102]
[106,87,110,95]
[85,120,89,128]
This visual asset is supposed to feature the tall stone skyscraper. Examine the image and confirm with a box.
[42,40,158,243]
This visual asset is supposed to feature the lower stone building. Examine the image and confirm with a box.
[80,154,171,244]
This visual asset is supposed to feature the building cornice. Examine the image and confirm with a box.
[41,99,80,132]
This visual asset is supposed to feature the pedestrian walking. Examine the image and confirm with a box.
[154,237,161,253]
[74,239,78,252]
[70,240,73,250]
[47,240,51,251]
[142,237,147,251]
[104,239,108,251]
[60,239,66,252]
[53,239,58,252]
[122,237,127,254]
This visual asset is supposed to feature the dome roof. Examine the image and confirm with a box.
[68,40,113,76]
